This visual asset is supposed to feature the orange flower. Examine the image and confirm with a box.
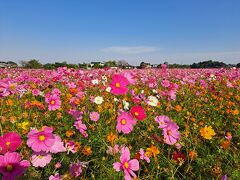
[9,116,17,123]
[146,145,160,158]
[231,109,239,115]
[6,99,14,106]
[200,126,216,140]
[175,105,182,112]
[106,132,118,144]
[56,112,62,119]
[66,130,75,137]
[82,146,92,156]
[188,150,197,160]
[221,140,231,150]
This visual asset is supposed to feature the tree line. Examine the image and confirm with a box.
[1,59,239,69]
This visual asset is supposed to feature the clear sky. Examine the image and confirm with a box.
[0,0,240,65]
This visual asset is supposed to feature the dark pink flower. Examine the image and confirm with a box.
[109,74,129,95]
[0,132,22,154]
[0,152,30,180]
[130,106,146,121]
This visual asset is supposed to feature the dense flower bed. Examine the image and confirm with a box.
[0,67,239,179]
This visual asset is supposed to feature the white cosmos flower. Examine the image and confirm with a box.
[92,79,99,85]
[122,100,130,110]
[147,96,159,106]
[106,87,111,92]
[94,96,104,105]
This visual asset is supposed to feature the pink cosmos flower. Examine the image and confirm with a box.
[49,173,62,180]
[113,147,139,180]
[65,141,78,154]
[163,122,180,145]
[0,132,22,154]
[51,88,61,96]
[161,80,170,87]
[0,152,30,180]
[139,148,150,163]
[109,74,129,95]
[31,152,52,167]
[32,89,40,96]
[106,144,120,155]
[46,94,61,111]
[74,120,88,138]
[155,115,171,129]
[27,126,55,152]
[89,112,100,122]
[49,135,66,153]
[69,161,82,177]
[116,112,136,134]
[130,106,146,121]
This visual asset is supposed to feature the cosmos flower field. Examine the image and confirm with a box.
[0,67,239,180]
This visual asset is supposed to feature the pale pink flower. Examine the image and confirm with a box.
[163,122,180,145]
[139,148,150,163]
[89,112,100,122]
[31,152,52,167]
[155,115,171,129]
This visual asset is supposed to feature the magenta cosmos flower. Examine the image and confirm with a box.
[116,112,136,134]
[109,74,129,95]
[89,112,100,122]
[130,106,146,121]
[155,115,171,129]
[27,126,55,152]
[163,122,180,145]
[0,152,30,180]
[113,147,139,180]
[0,132,22,154]
[46,94,61,111]
[69,161,83,177]
[74,120,88,138]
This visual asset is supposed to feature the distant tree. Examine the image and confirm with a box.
[22,59,42,69]
[237,63,240,68]
[117,60,128,67]
[104,60,117,67]
[190,60,227,68]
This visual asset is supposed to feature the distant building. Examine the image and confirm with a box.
[140,62,151,69]
[90,62,104,67]
[0,61,18,68]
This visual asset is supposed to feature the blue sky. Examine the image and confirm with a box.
[0,0,240,65]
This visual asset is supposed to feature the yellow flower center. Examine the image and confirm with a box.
[6,141,11,146]
[115,83,121,88]
[39,135,45,141]
[50,100,55,105]
[9,84,15,90]
[124,162,129,169]
[6,164,13,172]
[121,119,126,125]
[167,130,172,135]
[134,112,139,116]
